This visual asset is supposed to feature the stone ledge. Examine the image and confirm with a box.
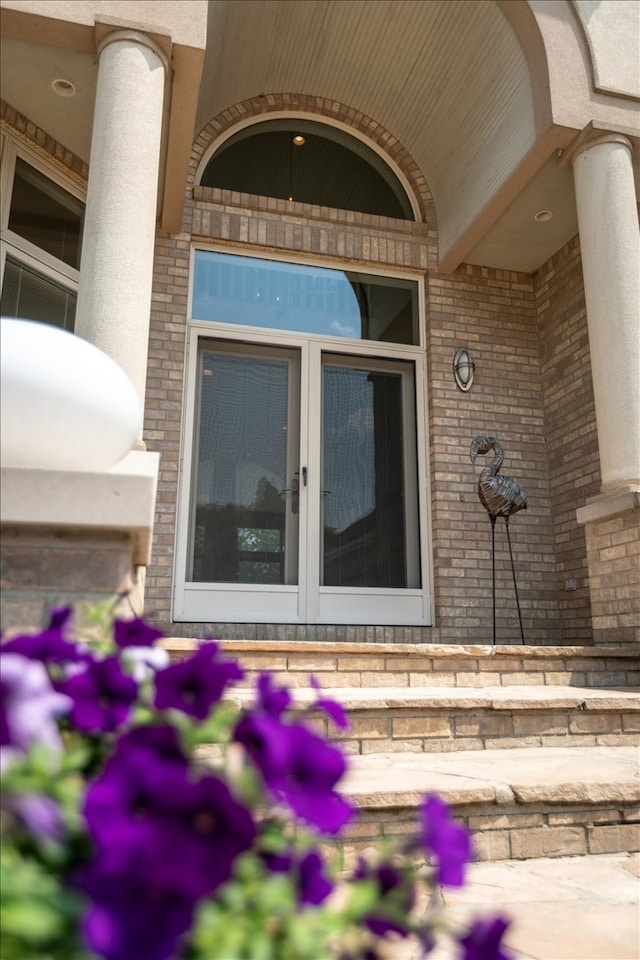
[226,685,640,712]
[0,451,160,565]
[576,489,640,525]
[341,746,640,809]
[162,638,639,659]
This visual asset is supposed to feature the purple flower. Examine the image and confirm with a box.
[80,724,256,960]
[153,642,243,720]
[5,793,64,841]
[2,606,86,665]
[114,617,164,650]
[353,857,414,938]
[458,916,513,960]
[234,712,292,781]
[120,645,170,682]
[256,671,292,717]
[262,848,333,906]
[81,869,194,960]
[310,675,349,729]
[0,652,71,770]
[419,794,471,887]
[297,850,334,905]
[235,714,354,834]
[57,656,137,733]
[83,725,256,901]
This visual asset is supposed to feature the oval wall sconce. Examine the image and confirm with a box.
[453,347,475,392]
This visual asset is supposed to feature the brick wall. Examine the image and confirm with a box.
[584,510,640,644]
[0,527,136,632]
[142,100,585,642]
[535,237,599,641]
[427,266,560,643]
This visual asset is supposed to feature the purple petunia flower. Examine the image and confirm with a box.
[310,675,349,730]
[2,606,86,666]
[419,794,471,887]
[0,652,71,770]
[81,868,194,960]
[297,850,334,906]
[261,847,333,906]
[5,792,64,841]
[235,714,354,834]
[353,857,415,938]
[113,617,164,650]
[80,724,256,960]
[83,724,256,900]
[153,642,243,720]
[255,671,292,717]
[458,916,513,960]
[57,656,138,733]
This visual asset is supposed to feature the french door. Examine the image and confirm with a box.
[175,333,430,625]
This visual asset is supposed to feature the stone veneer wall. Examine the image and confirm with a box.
[535,237,599,642]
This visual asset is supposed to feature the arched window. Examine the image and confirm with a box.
[200,119,414,220]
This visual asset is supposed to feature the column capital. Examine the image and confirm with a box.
[558,121,637,168]
[96,28,170,75]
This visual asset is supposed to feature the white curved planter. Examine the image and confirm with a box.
[1,318,142,471]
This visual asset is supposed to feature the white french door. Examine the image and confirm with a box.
[174,330,430,625]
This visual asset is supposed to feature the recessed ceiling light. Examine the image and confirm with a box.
[292,135,305,146]
[534,209,553,222]
[52,78,76,97]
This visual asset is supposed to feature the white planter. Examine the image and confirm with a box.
[1,318,142,471]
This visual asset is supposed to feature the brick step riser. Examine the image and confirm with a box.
[321,707,640,755]
[164,642,640,689]
[339,800,640,867]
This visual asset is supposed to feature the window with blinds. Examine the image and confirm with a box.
[1,138,85,331]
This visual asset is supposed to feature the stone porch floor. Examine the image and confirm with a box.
[429,852,640,960]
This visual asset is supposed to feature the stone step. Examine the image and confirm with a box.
[338,745,640,865]
[224,684,640,753]
[392,853,640,960]
[163,638,640,689]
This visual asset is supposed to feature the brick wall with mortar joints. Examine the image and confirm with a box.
[585,511,640,644]
[535,235,598,643]
[426,265,560,645]
[163,643,640,685]
[340,803,640,862]
[1,101,88,183]
[0,528,136,632]
[145,98,439,632]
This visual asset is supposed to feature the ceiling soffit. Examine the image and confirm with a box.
[199,0,538,267]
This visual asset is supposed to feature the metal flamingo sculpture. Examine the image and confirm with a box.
[470,436,527,644]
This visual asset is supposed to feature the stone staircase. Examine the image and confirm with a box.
[164,639,640,868]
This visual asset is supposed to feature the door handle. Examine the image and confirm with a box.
[280,473,299,514]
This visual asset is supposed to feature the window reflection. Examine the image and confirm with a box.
[192,251,418,345]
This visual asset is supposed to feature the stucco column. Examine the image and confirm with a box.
[572,133,640,494]
[75,30,167,433]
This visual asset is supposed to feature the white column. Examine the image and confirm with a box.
[75,31,167,431]
[572,134,640,494]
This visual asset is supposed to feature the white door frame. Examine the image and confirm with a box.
[172,250,434,626]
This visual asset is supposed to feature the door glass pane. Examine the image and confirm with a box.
[322,362,417,587]
[193,251,419,345]
[190,348,294,584]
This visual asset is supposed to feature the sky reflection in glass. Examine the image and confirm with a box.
[192,251,418,345]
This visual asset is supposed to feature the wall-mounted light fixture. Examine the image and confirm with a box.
[453,347,475,392]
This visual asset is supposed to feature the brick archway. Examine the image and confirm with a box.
[190,94,436,228]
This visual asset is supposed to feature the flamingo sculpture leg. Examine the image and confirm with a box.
[471,436,527,645]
